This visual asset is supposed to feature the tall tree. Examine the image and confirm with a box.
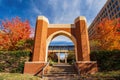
[0,17,31,50]
[91,18,120,50]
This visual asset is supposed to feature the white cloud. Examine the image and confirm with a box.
[18,0,23,3]
[48,0,81,24]
[48,0,107,26]
[30,0,42,15]
[30,0,107,41]
[85,0,107,26]
[47,0,107,41]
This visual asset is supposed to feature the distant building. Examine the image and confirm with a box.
[88,0,120,39]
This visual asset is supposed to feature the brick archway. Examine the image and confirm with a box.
[24,16,98,75]
[46,30,77,62]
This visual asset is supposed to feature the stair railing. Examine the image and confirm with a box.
[42,62,49,78]
[34,63,46,76]
[73,62,80,75]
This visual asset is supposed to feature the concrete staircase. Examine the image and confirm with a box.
[43,63,80,80]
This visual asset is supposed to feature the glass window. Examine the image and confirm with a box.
[111,7,112,10]
[110,15,111,18]
[117,7,119,11]
[113,4,115,8]
[116,15,117,18]
[105,8,106,11]
[112,12,114,16]
[111,0,114,3]
[117,7,120,11]
[115,1,118,5]
[114,9,116,13]
[106,13,107,16]
[110,2,111,6]
[107,5,109,8]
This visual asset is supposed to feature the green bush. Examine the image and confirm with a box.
[67,52,75,64]
[0,50,31,73]
[90,50,120,71]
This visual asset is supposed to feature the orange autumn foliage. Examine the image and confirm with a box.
[92,18,120,50]
[0,17,31,50]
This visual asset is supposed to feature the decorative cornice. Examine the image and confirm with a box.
[74,16,87,23]
[48,24,75,28]
[37,16,49,23]
[76,61,97,63]
[25,61,48,63]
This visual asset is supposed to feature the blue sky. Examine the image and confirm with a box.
[0,0,107,42]
[0,0,107,27]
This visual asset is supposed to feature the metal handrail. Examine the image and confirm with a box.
[34,63,46,76]
[42,62,49,77]
[73,62,80,75]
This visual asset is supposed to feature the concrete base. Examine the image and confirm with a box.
[24,62,46,75]
[75,61,98,74]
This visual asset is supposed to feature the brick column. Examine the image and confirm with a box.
[58,52,60,63]
[65,53,67,63]
[32,16,49,62]
[74,16,90,61]
[74,16,98,74]
[24,16,49,75]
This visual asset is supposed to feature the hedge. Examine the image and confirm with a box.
[0,50,120,73]
[0,50,31,73]
[90,50,120,71]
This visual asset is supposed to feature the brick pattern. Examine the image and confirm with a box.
[24,62,45,75]
[74,20,90,61]
[76,62,98,74]
[32,20,48,61]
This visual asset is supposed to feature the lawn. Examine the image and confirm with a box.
[0,73,41,80]
[0,71,120,80]
[81,70,120,79]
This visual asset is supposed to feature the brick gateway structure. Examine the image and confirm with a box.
[24,16,97,75]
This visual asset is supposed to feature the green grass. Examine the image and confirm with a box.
[80,71,120,80]
[92,70,120,78]
[0,73,41,80]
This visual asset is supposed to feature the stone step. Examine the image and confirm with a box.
[52,66,73,68]
[53,63,71,66]
[50,70,75,72]
[43,73,77,77]
[51,67,74,69]
[44,64,78,79]
[43,76,80,80]
[50,69,76,71]
[53,65,73,67]
[49,72,77,74]
[43,74,80,80]
[51,66,75,69]
[49,71,76,73]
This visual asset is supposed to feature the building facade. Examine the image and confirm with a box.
[88,0,120,39]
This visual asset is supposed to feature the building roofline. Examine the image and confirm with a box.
[88,0,108,30]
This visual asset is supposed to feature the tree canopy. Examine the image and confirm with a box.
[90,18,120,50]
[0,17,32,50]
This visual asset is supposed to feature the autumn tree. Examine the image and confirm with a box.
[0,17,31,50]
[91,18,120,50]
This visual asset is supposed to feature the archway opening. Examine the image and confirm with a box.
[48,35,76,65]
